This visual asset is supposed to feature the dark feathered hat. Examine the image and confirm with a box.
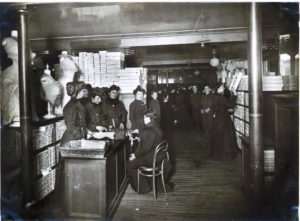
[66,81,86,97]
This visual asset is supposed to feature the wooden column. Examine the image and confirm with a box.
[18,8,34,207]
[248,3,264,200]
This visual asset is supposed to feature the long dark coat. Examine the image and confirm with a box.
[200,94,214,140]
[160,100,175,163]
[61,99,87,146]
[174,92,190,130]
[127,122,164,193]
[148,99,161,119]
[129,99,146,131]
[101,98,128,129]
[209,94,238,161]
[84,102,108,132]
[190,92,202,129]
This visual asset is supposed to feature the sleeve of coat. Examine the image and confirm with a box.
[99,105,109,128]
[129,102,136,129]
[134,130,155,158]
[120,102,128,127]
[63,105,82,139]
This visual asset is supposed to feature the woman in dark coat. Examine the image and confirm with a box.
[101,85,128,129]
[160,93,175,165]
[148,90,161,121]
[209,84,238,161]
[60,81,88,146]
[173,88,190,130]
[129,86,146,132]
[84,87,108,132]
[127,110,173,193]
[200,85,214,142]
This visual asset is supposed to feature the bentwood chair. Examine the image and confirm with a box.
[137,140,169,202]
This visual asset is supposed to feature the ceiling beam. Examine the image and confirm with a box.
[121,29,247,47]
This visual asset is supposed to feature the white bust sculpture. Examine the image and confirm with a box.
[1,31,39,126]
[54,54,79,115]
[40,64,63,118]
[1,34,20,126]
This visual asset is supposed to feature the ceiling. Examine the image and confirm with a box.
[1,2,299,68]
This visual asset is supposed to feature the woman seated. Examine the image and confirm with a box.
[127,109,174,193]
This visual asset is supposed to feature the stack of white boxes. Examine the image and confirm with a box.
[65,51,148,91]
[282,75,299,91]
[263,76,283,91]
[117,68,147,93]
[78,52,87,82]
[93,53,101,87]
[238,76,290,91]
[99,51,107,86]
[106,52,124,86]
[86,52,94,86]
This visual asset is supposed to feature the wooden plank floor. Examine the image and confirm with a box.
[113,130,251,221]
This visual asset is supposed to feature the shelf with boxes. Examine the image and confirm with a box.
[1,116,66,208]
[31,116,66,201]
[233,89,250,149]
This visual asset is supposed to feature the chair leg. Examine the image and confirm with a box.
[161,161,167,198]
[137,169,140,194]
[153,171,156,202]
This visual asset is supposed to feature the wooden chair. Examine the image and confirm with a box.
[137,140,169,202]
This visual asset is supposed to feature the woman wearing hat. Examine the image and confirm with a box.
[200,85,214,142]
[101,84,127,130]
[84,87,108,132]
[60,81,88,146]
[209,83,238,161]
[129,85,146,132]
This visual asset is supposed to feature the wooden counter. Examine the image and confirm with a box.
[63,139,131,220]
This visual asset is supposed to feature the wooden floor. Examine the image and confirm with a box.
[113,130,251,221]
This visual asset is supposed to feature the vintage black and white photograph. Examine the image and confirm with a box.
[0,1,299,220]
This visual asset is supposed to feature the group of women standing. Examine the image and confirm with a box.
[60,81,238,194]
[60,83,173,194]
[60,82,127,146]
[157,83,238,162]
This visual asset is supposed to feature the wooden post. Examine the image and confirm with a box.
[248,2,264,201]
[18,8,34,208]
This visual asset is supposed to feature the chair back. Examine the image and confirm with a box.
[152,140,169,170]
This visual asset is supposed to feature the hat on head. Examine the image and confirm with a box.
[92,87,107,97]
[108,84,120,93]
[66,81,85,97]
[133,85,145,95]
